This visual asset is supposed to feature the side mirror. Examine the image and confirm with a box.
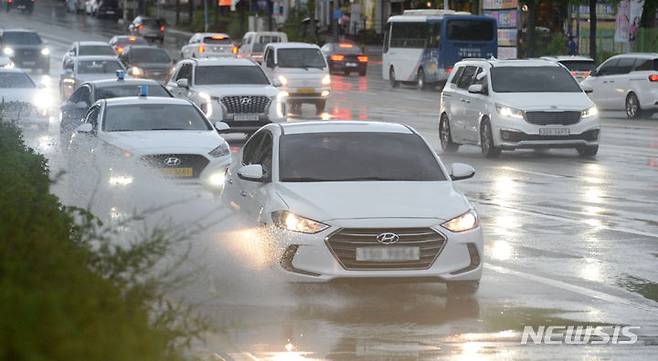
[475,71,487,80]
[467,84,484,94]
[75,123,93,133]
[590,69,598,77]
[581,85,593,94]
[237,164,264,182]
[214,121,230,132]
[272,79,282,87]
[450,163,475,181]
[176,78,189,89]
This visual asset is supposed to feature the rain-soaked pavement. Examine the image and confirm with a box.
[3,2,658,360]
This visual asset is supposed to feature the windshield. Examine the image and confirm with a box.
[277,48,326,69]
[559,60,595,72]
[279,132,446,182]
[446,19,495,41]
[95,84,170,99]
[2,32,43,45]
[103,104,211,132]
[0,72,36,88]
[79,45,116,56]
[129,48,171,63]
[195,66,269,85]
[78,60,124,74]
[491,66,582,93]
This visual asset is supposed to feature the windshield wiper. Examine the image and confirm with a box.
[150,128,186,131]
[281,177,331,182]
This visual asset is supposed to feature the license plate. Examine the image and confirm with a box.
[355,247,420,262]
[297,87,315,94]
[539,128,570,136]
[234,113,259,121]
[159,167,193,177]
[346,62,357,67]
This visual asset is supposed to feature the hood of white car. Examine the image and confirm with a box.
[103,130,226,155]
[194,85,279,98]
[274,181,470,223]
[495,92,593,111]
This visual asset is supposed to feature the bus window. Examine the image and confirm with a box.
[390,22,427,48]
[428,22,441,48]
[446,19,495,42]
[383,23,391,53]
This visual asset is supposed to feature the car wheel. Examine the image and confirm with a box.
[625,92,642,120]
[315,100,326,115]
[480,118,501,158]
[389,67,399,88]
[577,144,599,158]
[439,114,459,153]
[417,68,427,90]
[447,280,480,296]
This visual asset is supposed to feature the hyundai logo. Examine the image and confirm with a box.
[240,97,252,105]
[376,232,400,245]
[163,157,181,167]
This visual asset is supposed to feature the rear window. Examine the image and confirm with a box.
[252,35,282,52]
[203,36,232,45]
[117,37,147,46]
[78,60,124,74]
[95,84,170,99]
[559,60,595,72]
[2,32,43,45]
[635,58,658,71]
[0,72,36,88]
[331,43,363,54]
[79,45,116,56]
[129,48,171,63]
[446,20,495,41]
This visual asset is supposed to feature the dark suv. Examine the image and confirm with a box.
[5,0,34,13]
[128,16,166,44]
[0,30,50,73]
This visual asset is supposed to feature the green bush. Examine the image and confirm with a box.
[0,120,204,361]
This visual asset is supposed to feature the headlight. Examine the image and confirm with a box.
[495,104,524,119]
[277,75,288,86]
[581,106,598,119]
[274,91,288,118]
[320,90,330,97]
[206,172,226,188]
[208,142,229,157]
[271,210,329,234]
[130,67,143,76]
[198,92,213,117]
[3,47,14,56]
[321,74,331,85]
[441,209,479,233]
[41,48,50,56]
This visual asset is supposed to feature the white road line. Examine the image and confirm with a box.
[242,352,260,361]
[497,166,569,178]
[476,201,658,239]
[485,264,658,315]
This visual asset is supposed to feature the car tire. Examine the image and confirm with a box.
[625,92,643,120]
[577,144,599,158]
[439,114,459,153]
[417,68,427,90]
[480,118,501,158]
[447,280,480,296]
[389,67,399,88]
[315,100,326,115]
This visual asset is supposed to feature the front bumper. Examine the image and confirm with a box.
[492,113,601,149]
[267,218,484,283]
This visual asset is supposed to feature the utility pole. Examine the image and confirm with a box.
[444,0,448,11]
[204,0,209,31]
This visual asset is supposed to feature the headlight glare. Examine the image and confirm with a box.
[441,209,479,233]
[321,74,331,85]
[208,142,229,157]
[271,211,329,234]
[495,104,524,119]
[3,47,14,56]
[277,75,288,86]
[130,67,143,76]
[41,48,50,56]
[581,106,598,118]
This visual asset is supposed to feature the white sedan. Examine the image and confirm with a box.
[70,96,231,191]
[0,68,53,129]
[223,121,483,294]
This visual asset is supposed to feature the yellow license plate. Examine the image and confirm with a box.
[297,87,315,94]
[160,167,193,177]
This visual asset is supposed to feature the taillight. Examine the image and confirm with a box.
[649,74,658,82]
[357,55,368,62]
[199,44,205,53]
[116,47,124,54]
[447,67,453,74]
[160,25,165,32]
[139,24,144,30]
[330,54,345,61]
[8,0,13,4]
[232,46,238,55]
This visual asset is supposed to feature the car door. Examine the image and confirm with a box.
[262,48,276,79]
[462,66,490,143]
[61,85,92,132]
[230,131,271,218]
[606,57,636,109]
[451,65,477,142]
[71,104,101,153]
[441,65,463,138]
[586,58,618,108]
[168,62,193,99]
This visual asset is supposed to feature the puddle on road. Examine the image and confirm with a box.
[618,275,658,303]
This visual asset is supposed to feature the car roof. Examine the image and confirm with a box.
[84,78,162,87]
[77,41,112,47]
[125,45,164,51]
[75,55,119,62]
[457,58,561,68]
[267,42,320,50]
[541,55,594,62]
[192,57,257,66]
[104,97,191,106]
[194,32,230,38]
[0,29,38,34]
[277,121,414,135]
[610,52,658,60]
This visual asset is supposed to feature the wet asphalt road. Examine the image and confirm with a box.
[3,2,658,360]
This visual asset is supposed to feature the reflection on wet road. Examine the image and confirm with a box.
[3,2,658,359]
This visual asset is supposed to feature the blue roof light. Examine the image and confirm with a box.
[138,85,148,97]
[116,69,126,80]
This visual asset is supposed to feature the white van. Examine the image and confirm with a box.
[262,42,331,115]
[239,31,288,64]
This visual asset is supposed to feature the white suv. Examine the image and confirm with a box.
[166,58,287,135]
[440,58,601,158]
[581,53,658,119]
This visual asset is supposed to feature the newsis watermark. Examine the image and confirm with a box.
[521,325,640,345]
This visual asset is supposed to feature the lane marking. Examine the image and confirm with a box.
[476,201,658,239]
[485,264,658,315]
[497,166,569,178]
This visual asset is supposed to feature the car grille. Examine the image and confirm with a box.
[525,111,581,125]
[140,154,209,178]
[325,227,446,270]
[221,96,271,114]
